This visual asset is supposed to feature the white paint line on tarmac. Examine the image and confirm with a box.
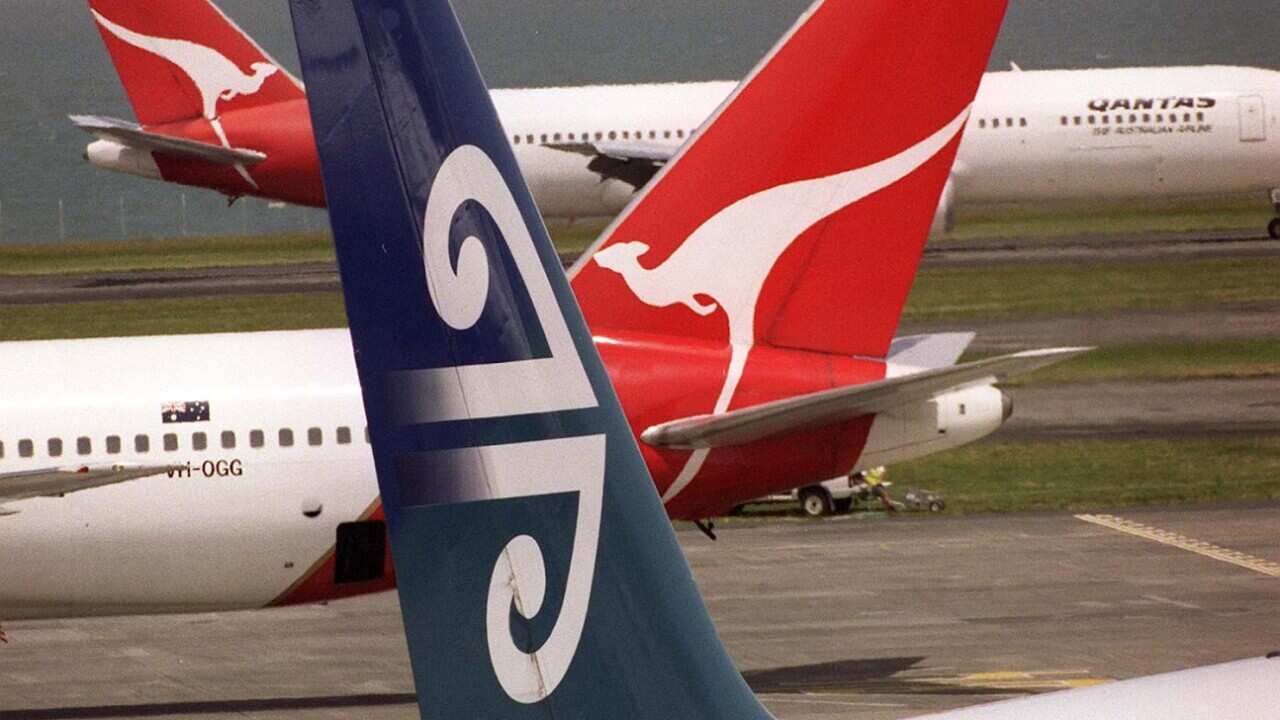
[1076,514,1280,578]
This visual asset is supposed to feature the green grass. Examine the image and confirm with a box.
[0,293,347,341]
[1009,337,1280,385]
[0,227,602,277]
[0,232,336,276]
[903,256,1280,322]
[883,437,1280,515]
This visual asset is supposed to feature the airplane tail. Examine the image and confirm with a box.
[88,0,304,125]
[289,0,770,717]
[572,1,1006,362]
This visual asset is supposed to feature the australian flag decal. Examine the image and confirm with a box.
[161,401,210,424]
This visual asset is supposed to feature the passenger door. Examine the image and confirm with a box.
[1239,94,1267,142]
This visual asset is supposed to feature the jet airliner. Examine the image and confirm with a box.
[76,0,1280,236]
[3,0,1083,626]
[295,0,1280,716]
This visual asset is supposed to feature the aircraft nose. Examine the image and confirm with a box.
[1001,390,1014,422]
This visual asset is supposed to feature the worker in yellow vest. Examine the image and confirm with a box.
[863,466,898,514]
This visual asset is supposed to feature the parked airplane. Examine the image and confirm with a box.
[293,0,1280,717]
[1,0,1082,627]
[76,0,1280,236]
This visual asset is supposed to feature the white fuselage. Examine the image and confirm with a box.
[0,329,1002,619]
[496,66,1280,221]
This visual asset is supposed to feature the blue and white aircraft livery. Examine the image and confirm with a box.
[288,0,767,716]
[290,0,1280,717]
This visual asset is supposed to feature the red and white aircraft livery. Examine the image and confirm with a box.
[76,0,1280,236]
[3,0,1081,626]
[77,0,323,206]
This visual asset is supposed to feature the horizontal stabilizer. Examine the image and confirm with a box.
[887,331,976,369]
[641,347,1089,449]
[0,463,181,508]
[545,140,674,188]
[70,115,267,165]
[545,140,676,163]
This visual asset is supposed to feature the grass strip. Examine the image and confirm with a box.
[1008,337,1280,385]
[0,233,337,276]
[885,437,1280,515]
[904,256,1280,322]
[0,293,347,341]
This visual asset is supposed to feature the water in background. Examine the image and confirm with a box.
[0,0,1276,245]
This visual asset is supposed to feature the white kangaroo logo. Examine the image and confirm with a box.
[91,9,277,188]
[593,107,971,503]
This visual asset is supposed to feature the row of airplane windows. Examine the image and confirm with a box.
[512,128,694,145]
[0,426,370,460]
[1062,111,1207,126]
[976,117,1029,129]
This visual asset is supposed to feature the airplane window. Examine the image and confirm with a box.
[540,134,547,143]
[608,131,616,140]
[1182,113,1191,122]
[1060,116,1068,126]
[48,438,63,457]
[250,430,264,448]
[337,426,352,445]
[163,433,178,452]
[1115,115,1124,124]
[222,431,236,449]
[308,428,323,446]
[676,129,684,138]
[595,132,603,140]
[512,135,520,144]
[1073,117,1081,126]
[1005,117,1013,127]
[526,134,534,144]
[279,429,294,448]
[664,130,671,139]
[1155,114,1163,123]
[19,439,33,458]
[553,133,562,141]
[978,119,986,128]
[1087,115,1096,125]
[192,432,207,451]
[1019,118,1027,127]
[1196,112,1205,122]
[106,435,121,454]
[1142,113,1151,123]
[567,133,575,140]
[135,435,149,453]
[1101,115,1109,125]
[649,130,656,139]
[622,131,629,139]
[77,437,91,455]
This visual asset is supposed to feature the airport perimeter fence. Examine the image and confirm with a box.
[0,191,329,246]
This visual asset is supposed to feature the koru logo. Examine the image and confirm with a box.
[415,145,603,704]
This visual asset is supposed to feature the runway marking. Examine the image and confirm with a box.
[1076,513,1280,578]
[923,670,1110,691]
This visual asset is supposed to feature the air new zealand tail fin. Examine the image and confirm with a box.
[288,0,771,717]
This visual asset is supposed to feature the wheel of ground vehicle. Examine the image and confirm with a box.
[799,487,833,517]
[1269,217,1280,240]
[928,500,946,512]
[832,497,854,514]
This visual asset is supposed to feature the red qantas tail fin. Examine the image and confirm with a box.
[572,0,1005,361]
[88,0,304,126]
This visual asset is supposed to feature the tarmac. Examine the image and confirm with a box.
[0,504,1277,719]
[2,233,1276,306]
